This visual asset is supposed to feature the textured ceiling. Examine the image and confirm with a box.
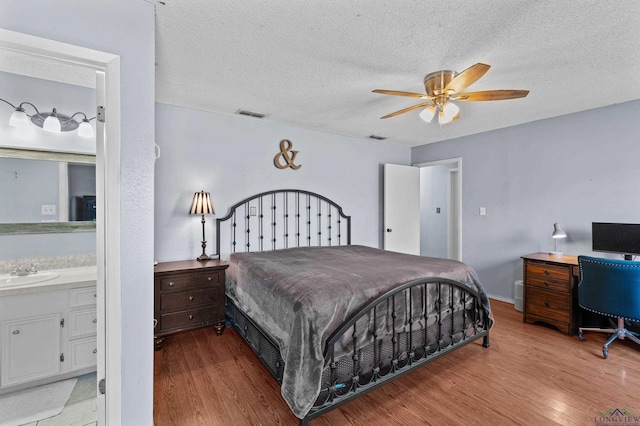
[155,1,640,147]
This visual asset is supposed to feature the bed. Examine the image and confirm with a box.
[216,189,492,425]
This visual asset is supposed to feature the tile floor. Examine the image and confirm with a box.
[21,373,97,426]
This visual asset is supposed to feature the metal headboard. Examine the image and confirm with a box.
[216,189,351,257]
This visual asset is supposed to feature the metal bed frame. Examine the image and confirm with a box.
[217,189,491,425]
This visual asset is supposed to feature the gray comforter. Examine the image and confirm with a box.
[226,245,491,419]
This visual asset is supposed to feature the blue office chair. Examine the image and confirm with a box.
[577,255,640,359]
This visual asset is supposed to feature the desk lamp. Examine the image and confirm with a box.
[550,223,567,256]
[189,190,214,261]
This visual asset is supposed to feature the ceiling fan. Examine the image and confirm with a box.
[373,63,529,125]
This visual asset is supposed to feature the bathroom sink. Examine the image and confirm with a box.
[0,272,60,286]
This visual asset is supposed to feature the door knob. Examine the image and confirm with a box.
[386,228,392,232]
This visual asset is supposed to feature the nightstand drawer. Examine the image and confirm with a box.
[526,276,570,293]
[160,307,214,331]
[160,271,221,292]
[526,262,570,281]
[525,286,570,322]
[160,287,220,311]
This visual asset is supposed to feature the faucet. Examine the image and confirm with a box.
[9,264,37,276]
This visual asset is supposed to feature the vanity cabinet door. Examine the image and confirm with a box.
[1,313,62,387]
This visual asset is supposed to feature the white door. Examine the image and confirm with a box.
[384,164,420,254]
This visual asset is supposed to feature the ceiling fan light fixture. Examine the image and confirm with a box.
[439,102,460,125]
[419,105,436,123]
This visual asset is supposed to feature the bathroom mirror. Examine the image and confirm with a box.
[0,147,96,234]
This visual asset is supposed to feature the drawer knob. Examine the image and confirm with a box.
[93,319,98,323]
[544,270,550,275]
[189,296,194,301]
[93,349,97,354]
[207,277,212,281]
[544,301,550,308]
[544,281,550,287]
[169,281,175,287]
[12,329,20,335]
[189,314,194,320]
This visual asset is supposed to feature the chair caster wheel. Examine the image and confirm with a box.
[578,331,584,341]
[603,348,609,359]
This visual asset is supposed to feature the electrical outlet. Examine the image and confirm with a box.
[479,207,486,216]
[41,204,56,215]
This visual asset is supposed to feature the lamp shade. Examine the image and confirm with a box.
[9,108,29,128]
[43,110,62,133]
[439,102,460,124]
[189,191,214,215]
[419,105,436,123]
[552,223,567,239]
[77,119,94,138]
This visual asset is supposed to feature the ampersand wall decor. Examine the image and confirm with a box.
[273,139,301,170]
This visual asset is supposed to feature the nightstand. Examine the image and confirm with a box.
[522,253,579,335]
[154,259,228,349]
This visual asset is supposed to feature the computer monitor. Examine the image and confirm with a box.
[592,222,640,260]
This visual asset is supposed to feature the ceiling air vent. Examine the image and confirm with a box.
[236,109,269,119]
[368,135,387,140]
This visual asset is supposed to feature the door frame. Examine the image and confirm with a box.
[414,157,462,261]
[0,28,122,424]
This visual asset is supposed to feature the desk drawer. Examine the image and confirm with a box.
[160,287,219,311]
[526,262,570,281]
[526,276,570,293]
[525,286,570,323]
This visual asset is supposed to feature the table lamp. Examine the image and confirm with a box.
[550,223,567,256]
[189,190,214,261]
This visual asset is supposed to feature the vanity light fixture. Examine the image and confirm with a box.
[0,98,96,137]
[189,190,215,261]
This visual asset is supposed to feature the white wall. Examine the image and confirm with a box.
[0,1,156,424]
[154,103,410,262]
[412,100,640,300]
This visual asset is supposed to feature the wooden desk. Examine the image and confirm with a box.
[521,253,579,335]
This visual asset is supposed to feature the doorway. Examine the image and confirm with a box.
[415,158,462,261]
[0,28,121,424]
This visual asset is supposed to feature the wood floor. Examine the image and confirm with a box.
[154,300,640,425]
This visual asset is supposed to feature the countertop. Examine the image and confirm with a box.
[0,266,97,296]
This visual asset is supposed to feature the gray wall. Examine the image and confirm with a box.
[412,100,640,300]
[0,1,156,424]
[419,164,452,258]
[0,158,58,223]
[154,103,410,262]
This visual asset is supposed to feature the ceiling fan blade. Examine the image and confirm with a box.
[443,63,491,94]
[373,89,432,99]
[380,102,431,119]
[453,89,530,101]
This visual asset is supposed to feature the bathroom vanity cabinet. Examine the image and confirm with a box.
[0,283,97,392]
